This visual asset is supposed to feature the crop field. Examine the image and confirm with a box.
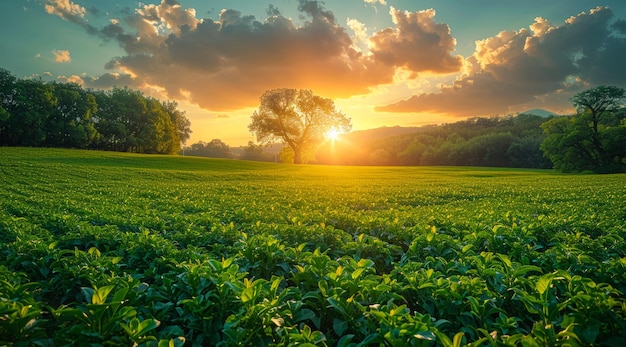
[1,148,625,346]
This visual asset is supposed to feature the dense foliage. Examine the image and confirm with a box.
[184,139,233,159]
[1,148,625,346]
[182,141,278,162]
[315,114,553,168]
[0,68,191,154]
[541,86,626,173]
[249,89,352,164]
[186,114,553,168]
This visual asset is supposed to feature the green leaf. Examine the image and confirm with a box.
[222,257,234,269]
[351,268,365,280]
[461,244,473,253]
[309,330,326,344]
[415,331,436,341]
[333,318,348,336]
[327,297,348,317]
[435,331,464,347]
[294,308,316,323]
[136,318,160,336]
[357,258,374,268]
[157,338,186,347]
[92,285,115,305]
[513,265,543,277]
[336,335,355,347]
[535,274,553,295]
[241,287,255,303]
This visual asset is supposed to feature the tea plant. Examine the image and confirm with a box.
[1,148,625,345]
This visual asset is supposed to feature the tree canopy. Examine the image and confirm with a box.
[541,85,626,173]
[0,68,191,154]
[314,113,553,168]
[248,89,351,164]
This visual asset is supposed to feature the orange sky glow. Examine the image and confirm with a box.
[2,1,625,146]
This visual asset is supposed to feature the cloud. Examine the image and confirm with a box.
[44,0,85,22]
[369,7,463,74]
[82,72,141,89]
[57,74,84,84]
[94,1,462,111]
[52,49,71,63]
[378,6,626,116]
[347,18,368,50]
[39,0,512,115]
[44,0,99,35]
[364,0,387,5]
[77,0,405,110]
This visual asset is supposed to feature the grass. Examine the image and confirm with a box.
[0,147,625,346]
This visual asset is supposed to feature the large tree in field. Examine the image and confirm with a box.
[249,89,351,164]
[541,86,626,173]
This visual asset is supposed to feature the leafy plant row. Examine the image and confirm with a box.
[1,148,625,346]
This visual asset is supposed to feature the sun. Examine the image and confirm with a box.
[325,127,342,141]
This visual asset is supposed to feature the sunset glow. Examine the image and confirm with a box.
[325,128,342,142]
[1,1,624,145]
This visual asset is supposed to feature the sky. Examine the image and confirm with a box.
[2,0,626,146]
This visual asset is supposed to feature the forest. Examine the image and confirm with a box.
[3,66,625,172]
[188,85,626,173]
[0,69,191,154]
[185,114,555,169]
[314,114,553,168]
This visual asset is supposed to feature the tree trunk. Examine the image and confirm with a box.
[293,149,302,164]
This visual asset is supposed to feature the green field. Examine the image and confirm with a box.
[1,148,625,346]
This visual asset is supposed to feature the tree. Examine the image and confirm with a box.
[163,100,192,149]
[240,141,272,161]
[0,68,17,143]
[4,79,57,146]
[204,139,232,158]
[249,89,351,164]
[541,86,626,173]
[570,86,625,133]
[183,139,232,158]
[47,82,98,148]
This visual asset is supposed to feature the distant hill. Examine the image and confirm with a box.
[344,126,420,142]
[518,109,560,117]
[313,112,554,168]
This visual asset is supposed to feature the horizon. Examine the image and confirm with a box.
[1,1,625,146]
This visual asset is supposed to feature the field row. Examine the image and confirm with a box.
[1,148,625,346]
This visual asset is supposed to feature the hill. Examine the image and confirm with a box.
[519,108,561,117]
[343,126,420,142]
[314,113,554,168]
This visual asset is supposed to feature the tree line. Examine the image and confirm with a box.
[3,68,623,173]
[190,85,625,173]
[0,68,191,154]
[541,86,626,173]
[186,114,553,168]
[242,86,626,173]
[314,113,554,168]
[182,140,279,162]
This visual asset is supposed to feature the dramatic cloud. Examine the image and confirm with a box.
[43,0,464,111]
[82,72,141,89]
[370,7,463,74]
[52,49,71,63]
[364,0,387,5]
[44,0,99,34]
[347,18,368,49]
[379,6,626,116]
[44,0,86,22]
[57,74,84,84]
